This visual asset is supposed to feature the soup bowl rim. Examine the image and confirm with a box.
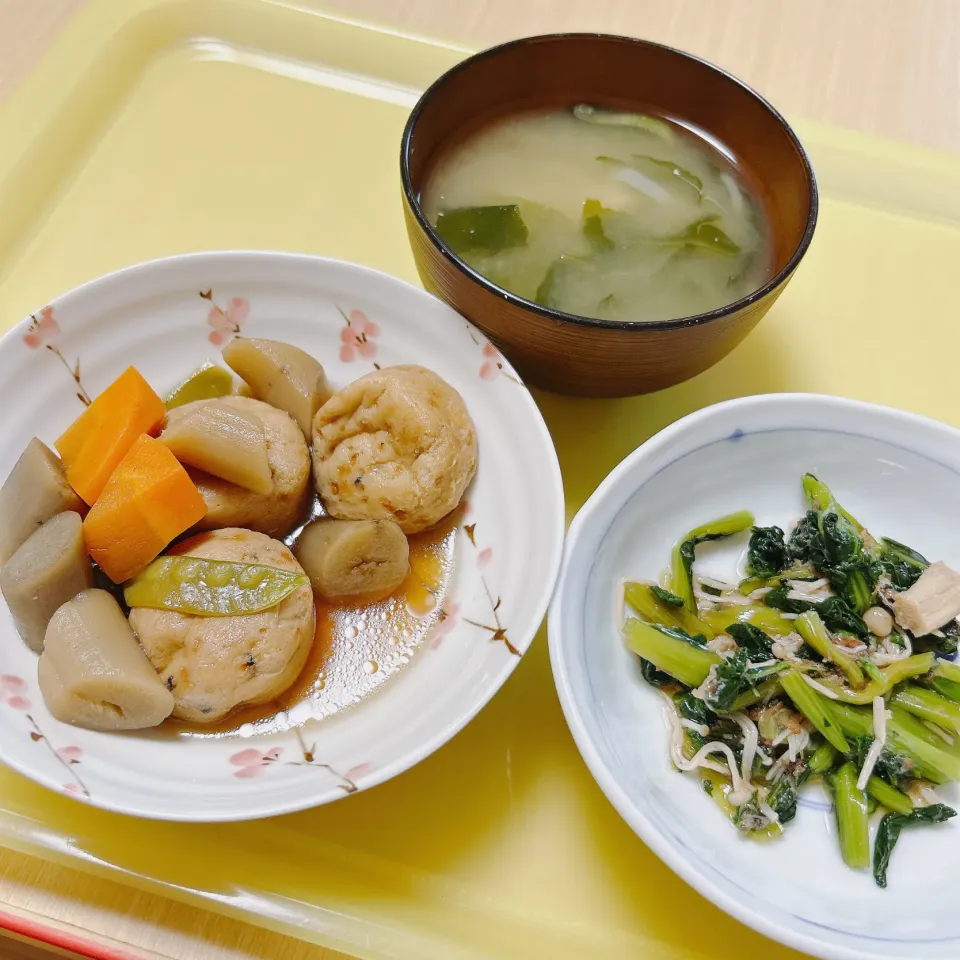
[400,31,819,333]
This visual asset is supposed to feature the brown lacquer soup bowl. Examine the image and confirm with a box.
[401,34,818,398]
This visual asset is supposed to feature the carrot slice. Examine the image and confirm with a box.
[56,367,166,505]
[83,435,207,583]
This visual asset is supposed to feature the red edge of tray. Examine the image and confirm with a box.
[0,907,145,960]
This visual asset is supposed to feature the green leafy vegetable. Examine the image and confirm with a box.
[764,587,868,638]
[848,735,913,786]
[651,585,686,608]
[124,556,308,616]
[573,104,674,138]
[780,670,850,752]
[746,525,788,579]
[640,658,678,689]
[767,777,799,824]
[873,804,956,887]
[670,510,754,612]
[726,622,773,660]
[928,658,960,704]
[703,648,785,713]
[832,698,960,783]
[914,618,960,657]
[581,198,614,252]
[804,740,840,780]
[633,154,703,197]
[622,618,720,688]
[878,537,929,590]
[864,776,914,815]
[801,474,864,531]
[788,511,823,564]
[676,693,716,726]
[669,219,740,256]
[434,205,528,256]
[623,582,715,638]
[829,762,871,869]
[890,685,960,733]
[535,256,571,309]
[815,653,935,705]
[795,610,865,689]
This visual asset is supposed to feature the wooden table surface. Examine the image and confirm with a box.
[0,1,958,958]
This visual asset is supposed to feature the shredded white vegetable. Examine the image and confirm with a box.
[787,729,810,762]
[771,728,791,747]
[680,719,710,736]
[707,634,738,658]
[660,694,750,802]
[759,800,781,825]
[871,631,913,666]
[765,755,789,783]
[802,674,840,699]
[731,712,760,785]
[856,696,889,790]
[786,578,830,594]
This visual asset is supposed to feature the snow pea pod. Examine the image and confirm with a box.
[124,555,308,616]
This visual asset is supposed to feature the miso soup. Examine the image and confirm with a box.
[421,106,773,324]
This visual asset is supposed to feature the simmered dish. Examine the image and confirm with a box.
[421,105,771,324]
[0,337,477,735]
[621,474,960,887]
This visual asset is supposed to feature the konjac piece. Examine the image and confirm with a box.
[0,438,85,564]
[0,511,93,652]
[83,434,207,583]
[39,589,174,731]
[56,367,166,504]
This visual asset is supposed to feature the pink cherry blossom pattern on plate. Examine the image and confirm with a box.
[23,306,60,350]
[230,746,283,778]
[202,290,249,346]
[0,675,31,711]
[480,342,502,380]
[339,308,380,362]
[431,600,461,650]
[344,762,372,781]
[477,547,493,569]
[57,746,83,764]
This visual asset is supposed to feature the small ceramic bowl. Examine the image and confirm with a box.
[548,394,960,960]
[0,251,565,821]
[401,34,818,398]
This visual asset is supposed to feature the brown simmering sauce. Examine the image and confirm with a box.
[175,509,460,739]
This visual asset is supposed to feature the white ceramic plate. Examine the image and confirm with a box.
[549,394,960,960]
[0,251,564,822]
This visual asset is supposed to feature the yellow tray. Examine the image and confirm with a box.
[2,2,960,958]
